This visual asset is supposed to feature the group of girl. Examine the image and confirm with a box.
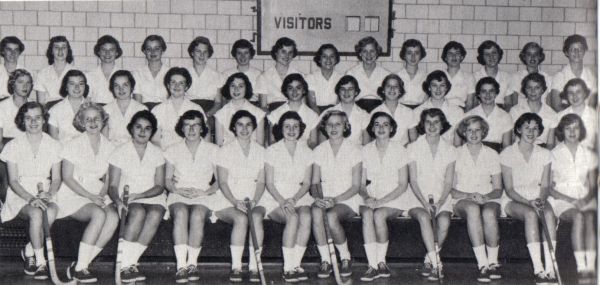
[0,32,596,284]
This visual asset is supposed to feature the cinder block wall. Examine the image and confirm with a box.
[0,0,596,77]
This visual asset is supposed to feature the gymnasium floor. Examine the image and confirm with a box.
[0,260,593,285]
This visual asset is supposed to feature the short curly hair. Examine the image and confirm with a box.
[318,110,351,139]
[164,67,192,97]
[46,36,74,65]
[281,73,308,99]
[7,69,33,95]
[415,108,452,135]
[377,74,405,100]
[477,40,504,65]
[0,36,25,57]
[231,39,256,58]
[127,110,158,138]
[94,35,123,59]
[561,78,590,102]
[59,70,90,98]
[354,36,382,61]
[422,70,452,97]
[513,112,544,138]
[400,39,427,61]
[366,112,397,138]
[228,110,257,135]
[520,73,547,97]
[555,113,586,142]
[109,70,136,97]
[272,111,306,142]
[519,42,545,65]
[334,75,361,99]
[174,110,209,138]
[441,41,466,64]
[563,34,588,54]
[221,72,253,100]
[72,102,109,132]
[475,77,500,96]
[15,102,48,132]
[188,36,214,58]
[142,34,167,52]
[270,37,297,60]
[456,115,489,141]
[313,44,340,67]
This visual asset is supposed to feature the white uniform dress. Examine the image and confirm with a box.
[466,105,513,144]
[319,104,369,146]
[551,65,597,104]
[345,64,389,101]
[48,99,83,144]
[500,144,552,210]
[56,134,115,218]
[103,100,148,145]
[362,141,410,211]
[0,64,28,99]
[396,67,428,106]
[34,63,76,103]
[508,70,552,104]
[549,143,598,216]
[313,139,362,213]
[222,66,262,102]
[444,69,476,108]
[306,70,343,107]
[558,106,597,150]
[263,141,314,213]
[132,64,169,104]
[86,66,117,104]
[151,98,206,150]
[369,103,415,146]
[164,140,221,207]
[267,103,319,145]
[0,98,24,139]
[412,99,464,144]
[215,140,265,211]
[185,65,224,101]
[108,141,166,208]
[214,99,265,145]
[473,69,513,105]
[255,66,303,104]
[406,136,457,213]
[0,133,62,222]
[509,102,558,145]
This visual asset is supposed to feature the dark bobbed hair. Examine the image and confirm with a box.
[163,67,192,96]
[0,36,25,57]
[142,34,167,52]
[318,110,352,139]
[313,44,340,67]
[109,70,136,96]
[456,115,490,141]
[422,70,452,97]
[377,74,405,100]
[354,36,383,61]
[229,109,257,135]
[127,110,158,138]
[513,112,544,138]
[188,36,214,58]
[520,73,547,97]
[477,40,504,65]
[72,102,109,132]
[281,73,308,99]
[563,34,588,54]
[366,112,397,138]
[46,35,73,65]
[221,72,253,100]
[273,111,307,142]
[231,39,256,58]
[174,110,209,138]
[7,69,33,95]
[59,70,89,98]
[555,113,587,142]
[519,42,545,65]
[93,35,123,59]
[416,108,452,135]
[270,37,298,60]
[400,39,427,61]
[15,102,48,132]
[475,76,500,95]
[561,78,591,102]
[441,41,466,64]
[334,75,361,97]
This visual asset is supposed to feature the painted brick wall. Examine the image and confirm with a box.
[0,0,596,78]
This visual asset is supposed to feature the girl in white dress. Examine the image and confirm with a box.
[48,70,89,144]
[185,36,224,116]
[165,110,219,283]
[306,44,343,113]
[108,110,166,283]
[265,111,313,282]
[214,110,266,283]
[359,112,409,281]
[86,35,122,105]
[473,41,515,110]
[0,102,62,280]
[222,39,262,104]
[151,67,206,150]
[441,41,476,110]
[397,39,428,109]
[102,70,148,145]
[34,36,75,109]
[0,36,27,100]
[214,73,265,146]
[509,42,553,106]
[549,114,597,277]
[267,73,319,148]
[132,35,169,110]
[312,110,362,279]
[501,113,557,283]
[407,108,456,281]
[452,115,503,282]
[558,79,597,150]
[256,37,301,110]
[56,102,118,283]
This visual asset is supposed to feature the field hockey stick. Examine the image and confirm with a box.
[535,199,563,285]
[428,195,443,281]
[244,198,267,285]
[37,183,77,285]
[115,186,130,285]
[314,185,352,285]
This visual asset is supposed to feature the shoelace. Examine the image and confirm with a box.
[36,265,47,272]
[80,268,91,275]
[319,262,330,271]
[26,257,35,267]
[366,267,376,274]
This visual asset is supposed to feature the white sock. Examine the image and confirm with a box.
[75,242,93,271]
[90,246,103,262]
[187,246,201,266]
[248,246,261,271]
[575,251,587,272]
[174,244,187,270]
[364,243,378,269]
[585,250,596,271]
[294,245,307,268]
[230,245,244,270]
[335,241,351,261]
[543,241,556,275]
[473,245,489,269]
[486,245,499,265]
[119,240,133,268]
[34,248,46,266]
[282,247,294,272]
[25,242,34,257]
[376,242,389,264]
[317,245,332,263]
[424,253,430,264]
[427,251,438,268]
[131,243,147,265]
[527,242,544,274]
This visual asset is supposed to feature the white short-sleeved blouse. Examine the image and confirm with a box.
[151,98,206,149]
[132,64,169,103]
[306,70,343,107]
[454,144,501,195]
[444,69,475,108]
[369,103,415,146]
[466,105,513,144]
[48,99,82,144]
[412,99,464,144]
[214,99,265,145]
[551,143,597,199]
[267,103,319,145]
[557,106,597,150]
[551,65,597,96]
[185,66,224,101]
[500,144,551,200]
[509,102,558,145]
[362,141,410,209]
[397,68,428,106]
[407,136,457,201]
[34,64,76,102]
[86,66,117,104]
[319,104,369,146]
[217,140,265,205]
[255,66,303,104]
[103,100,148,145]
[345,64,390,101]
[0,98,24,139]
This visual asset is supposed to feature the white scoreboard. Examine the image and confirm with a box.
[257,0,393,56]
